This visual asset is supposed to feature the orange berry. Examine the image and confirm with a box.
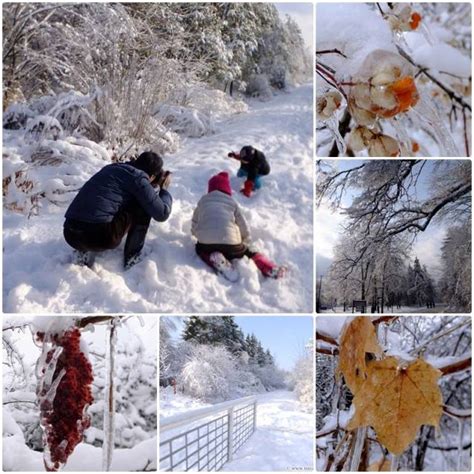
[412,141,420,153]
[389,76,419,113]
[409,12,422,30]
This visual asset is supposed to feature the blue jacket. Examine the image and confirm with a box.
[65,163,172,223]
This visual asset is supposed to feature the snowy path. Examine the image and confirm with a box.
[224,390,314,471]
[3,85,313,313]
[160,389,314,472]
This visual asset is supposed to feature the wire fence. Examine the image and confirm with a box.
[160,396,257,471]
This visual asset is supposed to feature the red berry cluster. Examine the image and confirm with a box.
[37,328,94,471]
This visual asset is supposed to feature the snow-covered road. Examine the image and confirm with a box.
[3,85,313,313]
[224,390,314,471]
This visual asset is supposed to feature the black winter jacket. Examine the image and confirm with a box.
[239,146,270,181]
[65,163,172,224]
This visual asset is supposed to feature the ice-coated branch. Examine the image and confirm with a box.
[316,331,339,347]
[411,319,472,356]
[427,442,472,451]
[76,316,117,329]
[439,356,471,376]
[443,404,471,419]
[372,316,398,325]
[102,319,118,471]
[317,345,339,356]
[396,45,472,112]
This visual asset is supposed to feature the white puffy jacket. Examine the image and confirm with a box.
[191,190,250,245]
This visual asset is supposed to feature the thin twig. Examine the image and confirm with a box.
[316,49,347,58]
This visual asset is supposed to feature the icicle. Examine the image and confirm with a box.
[408,92,460,156]
[43,368,67,409]
[102,319,118,472]
[457,419,465,470]
[393,31,412,53]
[391,454,399,471]
[419,22,435,47]
[348,427,367,471]
[325,115,347,155]
[390,115,414,156]
[39,346,64,395]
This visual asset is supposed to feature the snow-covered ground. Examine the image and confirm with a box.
[160,389,314,471]
[318,303,449,314]
[3,435,157,471]
[3,85,313,313]
[224,390,314,471]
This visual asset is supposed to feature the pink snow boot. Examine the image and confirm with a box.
[251,253,286,279]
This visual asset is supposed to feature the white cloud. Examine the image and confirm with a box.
[315,203,345,259]
[412,226,446,281]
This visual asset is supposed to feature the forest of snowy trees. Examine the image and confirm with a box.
[316,3,471,157]
[3,2,310,161]
[161,316,285,401]
[316,316,472,471]
[3,316,157,471]
[316,160,471,313]
[160,316,312,406]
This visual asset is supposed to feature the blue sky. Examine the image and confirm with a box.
[276,3,313,49]
[167,316,313,371]
[235,316,313,370]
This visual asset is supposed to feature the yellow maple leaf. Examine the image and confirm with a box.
[347,356,443,455]
[337,317,383,394]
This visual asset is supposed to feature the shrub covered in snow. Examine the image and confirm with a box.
[181,344,238,400]
[291,351,314,408]
[246,75,273,100]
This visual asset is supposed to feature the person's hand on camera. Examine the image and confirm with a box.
[228,151,240,160]
[160,171,172,190]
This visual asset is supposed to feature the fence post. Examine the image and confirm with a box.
[227,406,235,462]
[252,401,257,433]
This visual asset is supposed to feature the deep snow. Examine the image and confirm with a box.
[223,390,314,471]
[3,85,313,313]
[2,435,157,471]
[160,389,314,472]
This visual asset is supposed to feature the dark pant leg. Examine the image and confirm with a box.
[122,201,152,264]
[195,243,247,265]
[64,219,125,252]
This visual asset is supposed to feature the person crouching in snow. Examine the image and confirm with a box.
[228,145,270,197]
[191,171,285,280]
[63,151,172,269]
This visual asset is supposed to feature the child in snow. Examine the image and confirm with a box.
[228,145,270,197]
[191,171,285,280]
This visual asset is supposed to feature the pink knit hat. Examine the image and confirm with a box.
[208,171,232,196]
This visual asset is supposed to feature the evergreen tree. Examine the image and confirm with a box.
[182,316,246,355]
[182,316,209,343]
[256,340,267,367]
[265,349,275,366]
[406,257,436,307]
